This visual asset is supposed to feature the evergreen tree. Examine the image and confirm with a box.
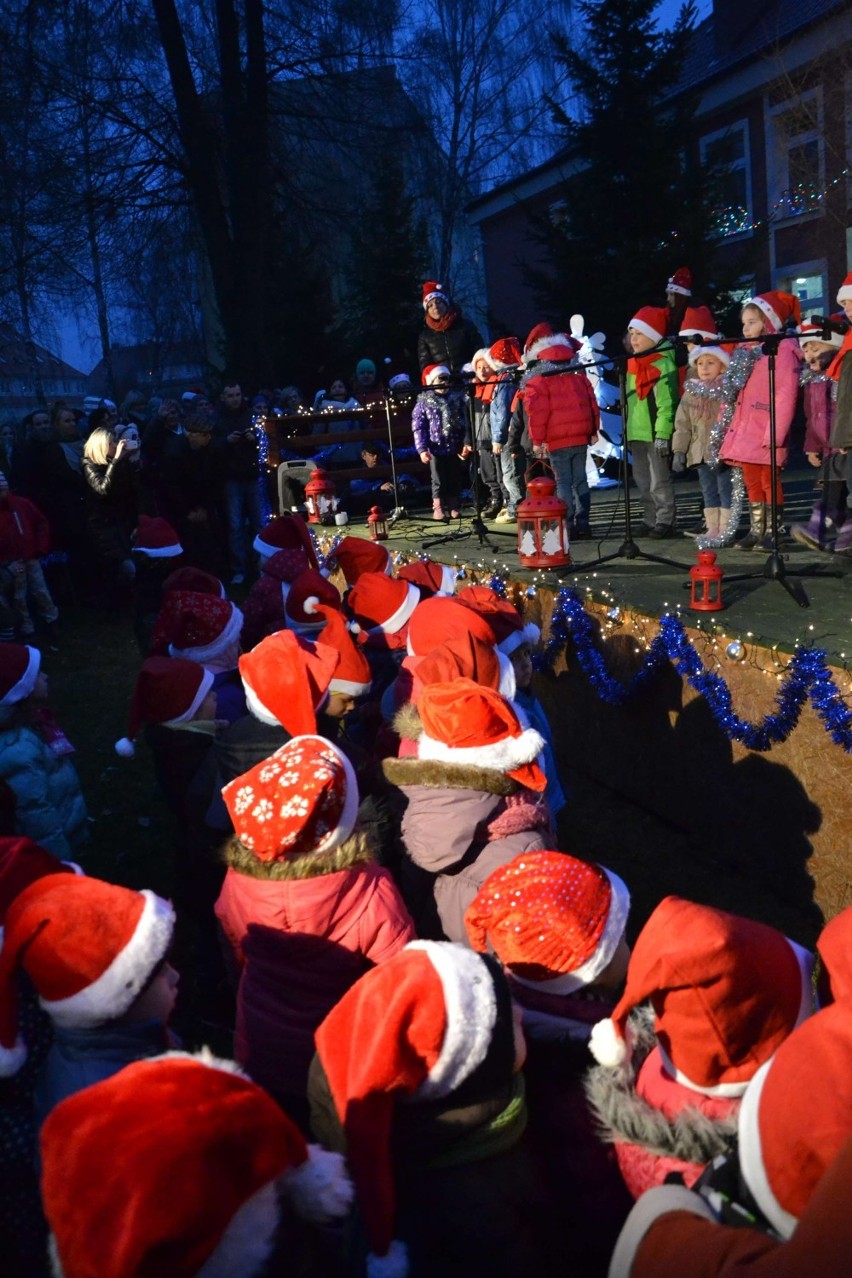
[528,0,741,342]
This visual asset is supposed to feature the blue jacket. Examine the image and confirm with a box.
[0,717,88,859]
[489,376,515,446]
[514,688,568,818]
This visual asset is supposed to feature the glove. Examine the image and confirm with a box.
[671,451,687,473]
[654,437,671,457]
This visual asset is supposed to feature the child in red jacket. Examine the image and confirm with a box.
[0,471,58,637]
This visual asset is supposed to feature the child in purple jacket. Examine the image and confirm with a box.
[790,319,850,553]
[412,364,471,521]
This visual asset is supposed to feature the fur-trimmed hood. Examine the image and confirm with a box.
[223,829,374,881]
[584,1007,738,1164]
[382,754,519,796]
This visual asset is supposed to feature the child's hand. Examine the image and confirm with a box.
[806,452,821,468]
[419,450,431,464]
[493,442,503,455]
[672,452,687,473]
[654,438,671,457]
[460,444,472,458]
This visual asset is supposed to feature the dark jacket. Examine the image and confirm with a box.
[214,403,259,482]
[81,458,137,562]
[418,313,484,374]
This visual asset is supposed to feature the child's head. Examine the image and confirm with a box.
[328,377,349,400]
[509,640,533,690]
[741,303,768,339]
[799,318,845,370]
[742,291,802,339]
[239,629,338,734]
[132,514,183,561]
[316,605,372,713]
[422,363,451,391]
[627,306,668,354]
[116,656,217,757]
[471,348,494,382]
[801,339,836,372]
[837,273,852,322]
[165,592,244,672]
[693,353,726,382]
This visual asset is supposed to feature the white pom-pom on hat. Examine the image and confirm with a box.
[589,1017,632,1068]
[303,595,320,616]
[284,1145,354,1223]
[114,737,136,759]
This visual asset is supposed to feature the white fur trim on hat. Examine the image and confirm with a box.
[666,278,692,297]
[745,296,783,334]
[134,541,182,559]
[524,333,575,365]
[243,681,280,727]
[423,288,447,308]
[283,1145,354,1223]
[799,327,844,351]
[629,317,665,345]
[496,651,516,701]
[169,604,243,665]
[608,1184,716,1278]
[329,675,371,697]
[737,1057,797,1239]
[424,365,450,386]
[406,941,498,1100]
[253,531,279,558]
[679,325,719,342]
[418,725,545,775]
[195,1181,280,1278]
[837,282,852,304]
[438,565,457,596]
[164,667,216,727]
[512,870,630,996]
[285,734,360,856]
[2,646,40,707]
[41,891,175,1029]
[589,1016,633,1069]
[367,582,420,635]
[472,348,495,370]
[688,345,730,367]
[497,622,540,658]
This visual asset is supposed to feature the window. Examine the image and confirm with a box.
[700,121,753,238]
[774,264,827,319]
[767,91,823,221]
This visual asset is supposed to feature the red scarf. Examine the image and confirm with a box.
[627,352,663,400]
[425,303,460,333]
[827,329,852,381]
[475,380,495,404]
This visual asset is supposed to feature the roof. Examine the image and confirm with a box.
[0,324,86,380]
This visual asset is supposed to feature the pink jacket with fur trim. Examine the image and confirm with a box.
[718,341,802,468]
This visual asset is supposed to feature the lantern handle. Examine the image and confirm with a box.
[524,457,557,484]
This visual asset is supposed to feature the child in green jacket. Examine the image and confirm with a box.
[626,306,679,538]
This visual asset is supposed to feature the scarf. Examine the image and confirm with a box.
[475,380,496,405]
[627,353,663,400]
[425,303,461,333]
[826,328,852,381]
[424,1073,528,1170]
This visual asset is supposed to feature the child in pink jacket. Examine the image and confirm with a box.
[216,733,414,1126]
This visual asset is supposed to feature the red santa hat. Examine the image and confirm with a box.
[417,678,546,791]
[588,896,814,1095]
[284,569,341,635]
[628,306,669,345]
[348,572,420,637]
[253,514,319,568]
[422,280,449,308]
[422,363,450,386]
[326,535,391,586]
[316,606,372,697]
[523,322,554,361]
[524,329,578,364]
[404,594,495,659]
[115,656,215,758]
[0,837,81,941]
[745,290,802,333]
[0,644,40,706]
[457,585,540,657]
[666,267,693,296]
[688,344,731,368]
[471,347,495,372]
[223,734,359,862]
[488,336,523,369]
[816,906,852,1003]
[314,941,515,1273]
[257,547,311,613]
[164,592,243,664]
[678,305,719,342]
[0,875,174,1075]
[162,566,227,599]
[131,514,182,558]
[836,272,852,305]
[465,850,630,994]
[798,317,846,350]
[737,1002,852,1239]
[397,559,457,599]
[41,1050,353,1278]
[409,631,516,703]
[238,630,338,734]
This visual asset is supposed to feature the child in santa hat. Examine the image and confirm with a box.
[41,1050,353,1278]
[129,513,183,651]
[215,735,414,1125]
[396,556,457,599]
[240,545,310,649]
[155,588,246,723]
[790,316,850,553]
[718,292,803,549]
[0,874,177,1129]
[827,273,852,536]
[0,645,87,860]
[345,570,421,700]
[625,306,679,538]
[609,1001,852,1278]
[308,940,561,1278]
[671,344,733,541]
[382,678,550,942]
[412,364,471,521]
[585,896,815,1201]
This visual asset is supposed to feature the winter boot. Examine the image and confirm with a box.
[432,498,446,521]
[757,506,786,551]
[692,507,720,540]
[717,508,733,543]
[791,507,836,553]
[831,520,852,556]
[735,502,766,550]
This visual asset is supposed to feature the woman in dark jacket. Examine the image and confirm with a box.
[417,281,484,373]
[81,427,138,606]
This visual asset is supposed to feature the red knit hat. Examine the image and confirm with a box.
[465,850,630,994]
[422,280,448,308]
[836,272,852,305]
[816,906,852,1003]
[115,656,215,757]
[253,513,319,568]
[348,572,420,636]
[239,630,338,734]
[131,514,182,558]
[0,644,40,706]
[327,535,390,586]
[745,291,802,333]
[223,734,359,862]
[161,591,243,663]
[629,306,669,344]
[0,837,79,936]
[41,1051,353,1278]
[406,594,497,658]
[397,558,457,598]
[589,896,814,1095]
[488,336,523,369]
[315,941,513,1272]
[666,267,693,296]
[162,566,226,599]
[457,585,540,656]
[317,606,372,697]
[738,1002,852,1239]
[410,631,515,703]
[283,569,341,635]
[678,305,719,341]
[417,678,546,791]
[422,363,450,386]
[0,875,174,1075]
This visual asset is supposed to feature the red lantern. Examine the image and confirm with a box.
[517,467,571,568]
[689,550,724,611]
[304,467,338,525]
[367,505,388,541]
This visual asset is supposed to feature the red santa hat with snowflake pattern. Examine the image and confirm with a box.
[666,266,693,296]
[589,896,815,1095]
[405,593,498,657]
[0,875,174,1075]
[457,585,540,657]
[417,678,546,791]
[314,941,516,1276]
[239,629,338,734]
[745,291,802,333]
[422,280,449,308]
[316,606,372,698]
[397,559,457,599]
[223,734,359,863]
[836,272,852,305]
[41,1050,353,1278]
[347,572,420,638]
[283,569,341,636]
[253,514,319,569]
[0,644,40,706]
[465,850,630,994]
[164,592,243,664]
[629,306,669,345]
[326,535,391,586]
[115,656,215,758]
[132,514,183,558]
[162,566,227,599]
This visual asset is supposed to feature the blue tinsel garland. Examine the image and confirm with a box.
[533,587,852,752]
